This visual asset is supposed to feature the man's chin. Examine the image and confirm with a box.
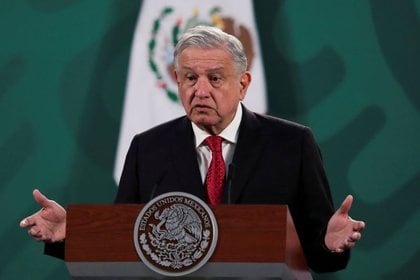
[190,115,217,127]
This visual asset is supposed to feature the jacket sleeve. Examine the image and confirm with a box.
[293,127,350,272]
[44,241,65,260]
[114,135,141,203]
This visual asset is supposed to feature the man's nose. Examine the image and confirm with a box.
[194,77,211,97]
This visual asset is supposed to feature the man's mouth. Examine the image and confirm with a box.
[193,104,211,109]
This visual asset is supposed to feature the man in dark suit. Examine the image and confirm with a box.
[21,25,365,273]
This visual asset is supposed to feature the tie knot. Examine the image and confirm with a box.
[205,136,223,153]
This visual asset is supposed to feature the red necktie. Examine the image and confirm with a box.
[205,136,225,205]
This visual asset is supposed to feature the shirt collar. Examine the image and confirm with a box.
[192,103,243,148]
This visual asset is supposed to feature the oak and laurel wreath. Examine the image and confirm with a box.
[139,230,211,269]
[148,7,180,102]
[148,6,223,103]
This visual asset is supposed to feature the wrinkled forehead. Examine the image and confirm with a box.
[177,48,235,71]
[176,46,242,75]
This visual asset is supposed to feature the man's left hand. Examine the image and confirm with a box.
[325,195,365,253]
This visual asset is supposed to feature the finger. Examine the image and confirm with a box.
[31,231,48,242]
[20,218,31,228]
[33,189,53,209]
[336,239,355,252]
[344,241,356,250]
[334,236,358,253]
[33,236,44,242]
[28,227,51,242]
[353,220,366,231]
[32,232,47,241]
[338,195,353,215]
[334,247,344,253]
[27,225,41,237]
[20,214,37,228]
[349,231,362,242]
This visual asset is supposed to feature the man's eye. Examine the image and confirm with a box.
[210,76,221,82]
[185,75,196,83]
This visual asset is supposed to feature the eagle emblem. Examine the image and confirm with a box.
[148,6,255,103]
[134,192,218,276]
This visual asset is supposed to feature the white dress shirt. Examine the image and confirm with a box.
[192,104,242,184]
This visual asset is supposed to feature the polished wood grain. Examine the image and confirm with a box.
[65,204,310,278]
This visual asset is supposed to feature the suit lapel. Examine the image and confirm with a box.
[224,106,265,204]
[169,117,206,200]
[166,108,265,204]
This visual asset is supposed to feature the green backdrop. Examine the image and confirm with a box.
[1,0,419,279]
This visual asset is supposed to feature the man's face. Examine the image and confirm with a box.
[174,47,251,135]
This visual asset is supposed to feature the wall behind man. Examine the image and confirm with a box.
[1,1,141,279]
[1,0,419,279]
[255,1,420,280]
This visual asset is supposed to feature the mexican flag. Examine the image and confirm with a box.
[114,0,267,182]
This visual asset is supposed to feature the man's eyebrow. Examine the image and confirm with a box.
[181,66,194,71]
[180,67,225,73]
[206,67,225,73]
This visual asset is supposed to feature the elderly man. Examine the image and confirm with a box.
[21,25,365,273]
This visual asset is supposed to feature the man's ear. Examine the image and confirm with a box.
[239,71,252,100]
[173,70,180,86]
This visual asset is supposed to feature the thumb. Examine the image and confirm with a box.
[33,189,53,209]
[338,194,353,215]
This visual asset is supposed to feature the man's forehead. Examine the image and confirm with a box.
[180,47,231,59]
[180,66,226,73]
[179,49,233,68]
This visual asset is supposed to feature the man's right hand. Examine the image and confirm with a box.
[20,189,67,243]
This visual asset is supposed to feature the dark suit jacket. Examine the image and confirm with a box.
[115,105,350,272]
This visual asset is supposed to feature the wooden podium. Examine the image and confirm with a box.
[65,204,312,279]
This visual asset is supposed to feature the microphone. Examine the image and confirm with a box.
[149,169,168,201]
[227,163,236,204]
